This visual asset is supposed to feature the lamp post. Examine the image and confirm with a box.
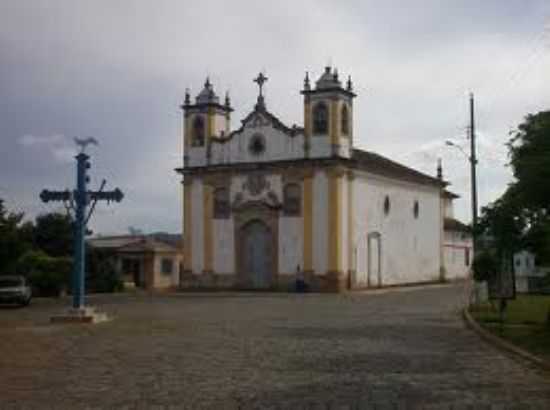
[445,93,479,255]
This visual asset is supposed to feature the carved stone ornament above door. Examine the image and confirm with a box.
[243,173,270,196]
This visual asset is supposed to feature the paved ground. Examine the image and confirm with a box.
[1,283,549,409]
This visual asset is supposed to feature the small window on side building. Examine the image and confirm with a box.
[161,258,173,275]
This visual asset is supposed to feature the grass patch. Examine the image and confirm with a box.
[470,295,550,360]
[470,295,550,325]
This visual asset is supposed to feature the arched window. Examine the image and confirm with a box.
[413,200,419,219]
[283,183,301,216]
[341,104,349,136]
[213,187,230,219]
[383,196,391,216]
[312,102,328,135]
[192,116,205,147]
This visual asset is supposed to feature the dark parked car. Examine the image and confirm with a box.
[0,276,32,306]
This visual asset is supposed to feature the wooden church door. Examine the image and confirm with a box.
[242,220,272,289]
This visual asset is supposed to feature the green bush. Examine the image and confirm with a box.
[87,254,124,293]
[17,250,71,297]
[472,251,498,282]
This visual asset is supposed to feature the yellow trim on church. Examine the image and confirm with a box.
[328,169,342,272]
[303,173,313,272]
[184,114,192,150]
[347,171,355,276]
[330,99,340,146]
[207,107,215,139]
[203,184,213,272]
[183,180,192,272]
[304,98,311,138]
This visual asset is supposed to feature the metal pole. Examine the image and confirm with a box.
[73,153,89,309]
[470,93,478,254]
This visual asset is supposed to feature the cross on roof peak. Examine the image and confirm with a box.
[254,72,268,97]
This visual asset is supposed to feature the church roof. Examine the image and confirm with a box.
[178,149,446,188]
[315,66,342,90]
[444,217,470,233]
[239,104,304,136]
[195,78,220,104]
[351,149,446,187]
[443,190,460,199]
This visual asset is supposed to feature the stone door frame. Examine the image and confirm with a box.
[233,201,279,289]
[367,231,382,288]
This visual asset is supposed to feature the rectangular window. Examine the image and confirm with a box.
[213,187,230,219]
[161,258,173,275]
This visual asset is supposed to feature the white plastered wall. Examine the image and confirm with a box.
[153,253,183,288]
[213,218,234,274]
[353,173,441,286]
[443,230,472,280]
[209,118,305,165]
[279,216,303,274]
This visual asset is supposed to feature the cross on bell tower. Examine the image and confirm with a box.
[254,72,268,109]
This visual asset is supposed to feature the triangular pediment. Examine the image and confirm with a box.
[238,105,302,137]
[242,111,272,129]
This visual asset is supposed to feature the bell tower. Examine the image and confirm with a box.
[181,78,233,166]
[301,66,356,159]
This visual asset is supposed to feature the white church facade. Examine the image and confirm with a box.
[176,67,471,292]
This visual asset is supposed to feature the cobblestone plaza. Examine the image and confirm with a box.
[1,284,549,409]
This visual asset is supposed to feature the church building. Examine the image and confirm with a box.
[176,67,470,292]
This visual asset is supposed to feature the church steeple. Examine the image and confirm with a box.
[437,158,443,180]
[181,77,234,160]
[301,65,356,158]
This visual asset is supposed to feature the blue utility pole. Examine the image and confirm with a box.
[40,147,123,309]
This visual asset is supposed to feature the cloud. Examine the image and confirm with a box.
[1,0,549,233]
[18,134,76,163]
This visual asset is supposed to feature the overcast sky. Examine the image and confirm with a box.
[1,0,549,235]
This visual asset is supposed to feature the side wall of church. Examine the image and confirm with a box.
[353,173,442,287]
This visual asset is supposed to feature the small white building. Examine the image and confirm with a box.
[176,68,469,291]
[513,250,545,293]
[88,235,183,291]
[442,190,473,281]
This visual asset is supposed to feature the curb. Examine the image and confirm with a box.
[462,307,550,372]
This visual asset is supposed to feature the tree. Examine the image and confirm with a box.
[0,199,32,273]
[478,111,550,266]
[17,250,71,296]
[34,212,73,257]
[508,111,550,213]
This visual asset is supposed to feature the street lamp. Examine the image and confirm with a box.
[445,138,478,236]
[444,101,479,259]
[445,140,468,159]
